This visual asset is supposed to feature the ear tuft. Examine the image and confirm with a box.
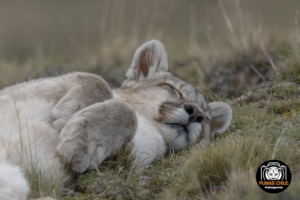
[208,102,232,135]
[126,40,168,80]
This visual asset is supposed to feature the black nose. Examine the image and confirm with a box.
[184,104,204,123]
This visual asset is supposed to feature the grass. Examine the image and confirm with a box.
[26,164,65,199]
[1,1,300,199]
[163,105,300,199]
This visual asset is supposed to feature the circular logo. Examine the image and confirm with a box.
[256,160,292,193]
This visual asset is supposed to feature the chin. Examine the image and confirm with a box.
[187,123,202,144]
[162,122,202,151]
[165,124,190,151]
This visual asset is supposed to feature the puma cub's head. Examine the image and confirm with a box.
[117,40,232,151]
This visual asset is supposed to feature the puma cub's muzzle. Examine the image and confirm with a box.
[159,101,206,151]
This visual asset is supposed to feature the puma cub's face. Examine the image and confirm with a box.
[118,40,232,151]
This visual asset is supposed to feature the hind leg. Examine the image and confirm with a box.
[56,99,137,173]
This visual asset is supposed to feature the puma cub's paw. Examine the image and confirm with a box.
[56,99,137,173]
[52,73,112,131]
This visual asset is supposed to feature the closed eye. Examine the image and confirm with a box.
[160,83,183,98]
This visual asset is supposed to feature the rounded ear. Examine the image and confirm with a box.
[126,40,168,80]
[208,102,232,135]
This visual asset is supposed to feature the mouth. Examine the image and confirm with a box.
[165,123,188,134]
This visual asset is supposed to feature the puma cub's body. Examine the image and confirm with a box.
[0,40,232,200]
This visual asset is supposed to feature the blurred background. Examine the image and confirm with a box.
[0,0,299,97]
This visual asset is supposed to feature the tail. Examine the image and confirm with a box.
[0,160,30,200]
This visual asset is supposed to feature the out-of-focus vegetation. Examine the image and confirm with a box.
[1,0,300,199]
[0,0,299,91]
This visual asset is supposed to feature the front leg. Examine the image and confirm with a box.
[52,73,112,131]
[56,99,137,173]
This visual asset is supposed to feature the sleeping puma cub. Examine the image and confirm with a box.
[0,40,232,200]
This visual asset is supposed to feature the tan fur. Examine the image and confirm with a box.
[0,40,232,200]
